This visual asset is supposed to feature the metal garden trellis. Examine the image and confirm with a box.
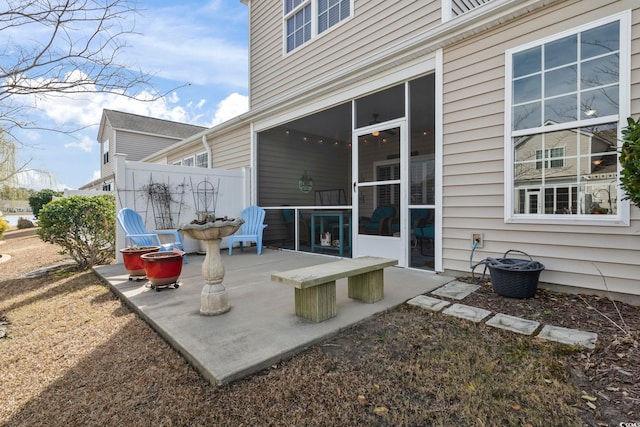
[142,176,186,230]
[190,177,220,222]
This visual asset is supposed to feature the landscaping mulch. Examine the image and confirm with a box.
[0,230,637,426]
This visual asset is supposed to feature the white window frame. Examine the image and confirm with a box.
[535,147,564,170]
[504,12,631,226]
[196,152,209,168]
[102,139,109,165]
[172,160,182,166]
[182,156,195,167]
[283,0,353,55]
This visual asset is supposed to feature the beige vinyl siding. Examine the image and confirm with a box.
[144,125,251,171]
[441,0,640,295]
[633,5,640,114]
[249,0,441,109]
[209,126,251,170]
[167,141,203,165]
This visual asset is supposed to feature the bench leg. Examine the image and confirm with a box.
[294,281,336,323]
[348,270,384,303]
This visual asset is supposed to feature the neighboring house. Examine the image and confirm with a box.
[514,127,618,215]
[81,109,207,191]
[143,0,640,301]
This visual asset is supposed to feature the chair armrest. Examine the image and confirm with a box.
[126,233,162,245]
[156,230,181,240]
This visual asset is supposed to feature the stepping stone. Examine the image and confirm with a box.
[486,313,540,335]
[432,281,479,300]
[407,295,450,312]
[537,325,597,349]
[442,303,491,323]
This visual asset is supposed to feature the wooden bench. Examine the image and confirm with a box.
[271,256,398,322]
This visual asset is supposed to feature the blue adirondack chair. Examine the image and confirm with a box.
[117,208,187,263]
[228,205,268,255]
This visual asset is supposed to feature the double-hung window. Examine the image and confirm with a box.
[506,13,629,221]
[284,0,351,53]
[196,152,209,168]
[102,140,109,165]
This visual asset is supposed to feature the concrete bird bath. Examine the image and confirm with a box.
[179,217,244,316]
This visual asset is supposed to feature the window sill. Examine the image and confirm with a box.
[505,215,630,227]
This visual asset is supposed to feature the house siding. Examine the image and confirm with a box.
[100,121,115,179]
[114,130,182,162]
[441,0,640,295]
[167,141,201,165]
[248,0,441,110]
[210,126,251,170]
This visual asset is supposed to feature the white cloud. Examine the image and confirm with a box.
[14,82,193,131]
[210,93,249,126]
[127,4,248,88]
[64,134,94,153]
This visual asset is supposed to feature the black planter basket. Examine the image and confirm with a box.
[473,250,545,299]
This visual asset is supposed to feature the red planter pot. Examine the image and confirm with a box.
[120,246,161,277]
[141,251,184,288]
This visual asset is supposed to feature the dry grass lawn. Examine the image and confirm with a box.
[0,230,637,426]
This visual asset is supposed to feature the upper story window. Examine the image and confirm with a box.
[284,0,351,53]
[535,147,564,170]
[506,14,629,222]
[102,139,109,165]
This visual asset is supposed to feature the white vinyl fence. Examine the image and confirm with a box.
[112,154,248,262]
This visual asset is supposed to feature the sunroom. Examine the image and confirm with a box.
[256,73,437,271]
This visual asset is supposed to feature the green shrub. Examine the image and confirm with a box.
[28,189,63,219]
[620,116,640,208]
[17,217,35,229]
[0,216,9,239]
[37,195,116,270]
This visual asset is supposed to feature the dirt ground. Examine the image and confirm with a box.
[0,229,638,426]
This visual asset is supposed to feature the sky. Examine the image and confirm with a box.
[6,0,249,191]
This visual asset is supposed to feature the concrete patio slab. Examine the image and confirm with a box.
[537,325,598,349]
[94,249,455,385]
[431,280,479,300]
[486,313,540,335]
[442,303,492,323]
[406,295,450,312]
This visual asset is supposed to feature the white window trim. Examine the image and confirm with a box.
[282,0,354,56]
[504,11,631,226]
[535,146,565,170]
[102,139,110,165]
[182,155,195,167]
[196,151,209,168]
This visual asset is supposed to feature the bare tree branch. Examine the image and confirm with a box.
[0,0,178,139]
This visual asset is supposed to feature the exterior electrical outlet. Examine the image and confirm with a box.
[472,233,484,248]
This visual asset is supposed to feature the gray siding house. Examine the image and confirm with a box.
[145,0,640,302]
[83,109,206,190]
